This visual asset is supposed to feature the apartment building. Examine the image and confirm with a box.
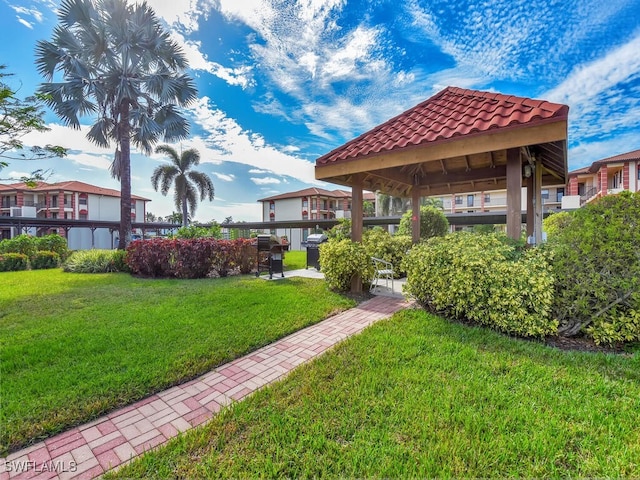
[257,187,375,249]
[562,149,640,208]
[435,185,566,214]
[0,181,150,249]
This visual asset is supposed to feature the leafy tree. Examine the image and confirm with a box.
[363,200,375,217]
[376,193,409,216]
[397,205,449,240]
[145,211,158,222]
[35,0,197,249]
[151,145,214,227]
[0,66,66,184]
[165,212,184,224]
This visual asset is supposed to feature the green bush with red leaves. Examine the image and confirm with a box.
[126,238,257,278]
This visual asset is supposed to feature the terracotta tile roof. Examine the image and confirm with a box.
[0,181,150,201]
[317,86,569,165]
[568,148,640,176]
[258,187,353,202]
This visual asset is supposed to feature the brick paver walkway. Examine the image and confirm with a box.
[1,295,409,480]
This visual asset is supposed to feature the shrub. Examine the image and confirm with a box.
[0,234,37,259]
[173,239,216,279]
[126,238,175,277]
[31,251,61,270]
[403,232,556,338]
[397,205,449,239]
[63,250,130,273]
[326,218,351,241]
[362,227,411,277]
[319,239,374,292]
[548,191,640,345]
[126,238,256,278]
[542,211,573,239]
[235,238,257,274]
[0,253,29,271]
[175,223,221,239]
[34,234,70,261]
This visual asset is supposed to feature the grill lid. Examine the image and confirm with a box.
[306,233,328,244]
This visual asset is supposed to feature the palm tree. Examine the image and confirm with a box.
[151,145,214,227]
[35,0,197,249]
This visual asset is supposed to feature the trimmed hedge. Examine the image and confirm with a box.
[0,234,69,265]
[397,205,449,240]
[319,239,374,292]
[31,251,61,270]
[125,238,257,278]
[547,191,640,345]
[0,253,29,272]
[403,232,557,338]
[362,227,411,278]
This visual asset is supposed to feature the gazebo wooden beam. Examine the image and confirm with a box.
[315,121,566,180]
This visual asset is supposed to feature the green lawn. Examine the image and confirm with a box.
[110,309,640,478]
[0,269,355,455]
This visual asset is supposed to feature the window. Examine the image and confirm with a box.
[79,213,87,220]
[541,189,549,200]
[302,213,308,220]
[79,195,87,206]
[51,195,58,208]
[484,193,490,203]
[302,197,308,208]
[322,200,328,210]
[302,228,309,241]
[269,201,275,211]
[556,187,564,203]
[455,196,462,205]
[51,212,58,219]
[467,195,474,207]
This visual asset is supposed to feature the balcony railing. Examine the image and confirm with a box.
[580,187,598,205]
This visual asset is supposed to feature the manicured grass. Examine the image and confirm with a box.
[283,249,306,270]
[110,309,640,478]
[0,269,355,455]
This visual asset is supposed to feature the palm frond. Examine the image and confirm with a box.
[188,171,215,201]
[110,148,123,180]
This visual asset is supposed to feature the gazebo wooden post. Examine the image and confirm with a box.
[351,175,363,293]
[526,174,534,240]
[411,180,421,244]
[506,148,522,240]
[534,160,543,245]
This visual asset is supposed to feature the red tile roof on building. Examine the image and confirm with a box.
[258,187,354,202]
[568,148,640,176]
[317,86,569,165]
[0,181,150,201]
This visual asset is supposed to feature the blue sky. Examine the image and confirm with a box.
[2,0,640,222]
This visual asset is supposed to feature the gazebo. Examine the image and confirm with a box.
[315,87,569,245]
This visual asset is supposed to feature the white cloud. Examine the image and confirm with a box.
[251,177,281,185]
[546,33,640,107]
[170,32,254,89]
[17,18,33,29]
[544,33,640,145]
[146,0,202,33]
[212,172,235,182]
[248,168,272,174]
[188,97,319,184]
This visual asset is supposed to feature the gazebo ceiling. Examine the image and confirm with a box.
[315,87,569,197]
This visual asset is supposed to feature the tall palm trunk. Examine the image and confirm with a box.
[118,101,132,250]
[181,193,188,227]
